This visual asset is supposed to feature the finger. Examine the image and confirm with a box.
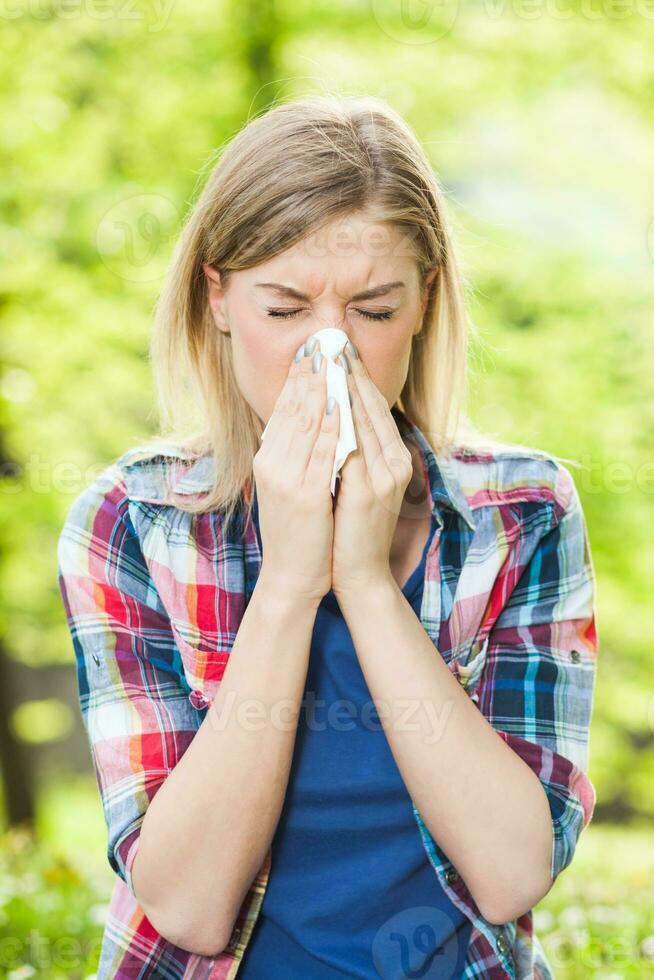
[304,395,339,489]
[260,338,324,464]
[281,346,331,480]
[258,344,306,450]
[346,356,411,479]
[345,362,385,479]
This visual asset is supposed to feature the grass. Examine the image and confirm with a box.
[0,777,650,977]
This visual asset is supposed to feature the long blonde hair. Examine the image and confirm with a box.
[147,92,564,531]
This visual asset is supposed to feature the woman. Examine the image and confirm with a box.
[57,94,599,979]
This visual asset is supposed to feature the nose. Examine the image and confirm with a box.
[294,326,355,362]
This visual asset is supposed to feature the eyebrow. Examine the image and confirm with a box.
[255,281,406,302]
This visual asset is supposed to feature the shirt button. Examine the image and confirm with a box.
[570,649,581,663]
[445,867,459,884]
[496,932,508,955]
[189,689,208,709]
[91,651,100,665]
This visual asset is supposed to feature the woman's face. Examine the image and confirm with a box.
[203,212,437,426]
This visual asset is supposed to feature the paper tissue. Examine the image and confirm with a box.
[260,327,358,494]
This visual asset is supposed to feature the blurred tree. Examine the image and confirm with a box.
[0,413,35,825]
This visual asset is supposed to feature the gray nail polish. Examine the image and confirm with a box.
[345,340,359,359]
[294,342,305,362]
[337,352,351,374]
[304,336,318,356]
[326,395,336,415]
[312,350,323,373]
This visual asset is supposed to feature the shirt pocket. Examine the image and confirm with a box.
[168,616,229,711]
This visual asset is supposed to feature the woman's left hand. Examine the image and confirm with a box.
[331,350,414,600]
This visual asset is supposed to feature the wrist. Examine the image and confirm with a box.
[333,573,400,612]
[253,571,324,616]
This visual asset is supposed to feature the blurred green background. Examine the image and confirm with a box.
[1,1,653,977]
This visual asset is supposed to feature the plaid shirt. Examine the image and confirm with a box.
[57,409,599,979]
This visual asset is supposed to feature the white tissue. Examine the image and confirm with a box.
[260,327,357,495]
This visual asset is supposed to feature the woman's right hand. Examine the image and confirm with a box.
[253,337,340,605]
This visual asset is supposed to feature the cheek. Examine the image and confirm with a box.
[360,329,413,391]
[239,329,296,381]
[232,324,299,412]
[233,323,268,375]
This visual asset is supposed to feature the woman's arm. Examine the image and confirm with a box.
[337,580,555,925]
[336,464,598,926]
[131,579,318,955]
[58,469,319,957]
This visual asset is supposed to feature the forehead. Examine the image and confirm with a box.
[241,214,420,294]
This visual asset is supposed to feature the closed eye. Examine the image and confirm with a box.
[266,308,394,321]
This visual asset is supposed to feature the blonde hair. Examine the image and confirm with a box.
[147,92,566,531]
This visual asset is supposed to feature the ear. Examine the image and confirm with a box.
[202,262,231,336]
[414,266,438,336]
[420,266,438,312]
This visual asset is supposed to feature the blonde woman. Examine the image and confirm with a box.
[57,94,599,980]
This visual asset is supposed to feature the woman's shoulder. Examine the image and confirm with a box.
[447,439,584,521]
[114,440,216,504]
[58,441,216,552]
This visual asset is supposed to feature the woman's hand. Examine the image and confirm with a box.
[331,350,414,600]
[253,339,340,606]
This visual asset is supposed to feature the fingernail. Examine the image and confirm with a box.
[345,340,359,359]
[336,352,351,374]
[312,350,324,373]
[304,336,318,356]
[294,342,305,362]
[326,395,336,415]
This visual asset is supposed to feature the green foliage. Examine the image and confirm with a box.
[538,824,654,978]
[0,827,108,979]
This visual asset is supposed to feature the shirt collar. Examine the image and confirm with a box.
[169,452,217,495]
[131,411,477,531]
[394,407,477,532]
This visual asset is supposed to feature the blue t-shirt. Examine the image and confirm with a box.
[239,496,473,978]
